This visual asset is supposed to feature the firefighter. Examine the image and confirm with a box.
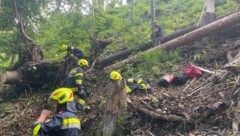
[33,88,80,136]
[61,44,84,59]
[66,59,90,111]
[109,71,152,93]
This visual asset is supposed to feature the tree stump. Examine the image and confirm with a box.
[98,80,127,136]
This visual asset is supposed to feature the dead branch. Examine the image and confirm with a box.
[134,104,188,122]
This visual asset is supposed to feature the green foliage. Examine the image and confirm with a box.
[35,10,92,60]
[216,1,240,15]
[122,50,182,78]
[0,0,239,74]
[0,0,49,30]
[0,30,18,72]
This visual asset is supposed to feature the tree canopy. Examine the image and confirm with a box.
[0,0,239,73]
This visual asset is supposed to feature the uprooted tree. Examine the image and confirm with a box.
[13,0,43,66]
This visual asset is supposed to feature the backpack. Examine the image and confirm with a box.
[184,66,202,78]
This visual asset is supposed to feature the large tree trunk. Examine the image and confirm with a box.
[200,0,216,26]
[200,0,216,42]
[98,80,127,136]
[0,61,66,91]
[0,71,20,84]
[104,11,240,72]
[97,11,238,67]
[31,44,44,61]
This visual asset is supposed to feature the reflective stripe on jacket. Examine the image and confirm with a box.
[126,78,150,93]
[33,111,80,136]
[66,66,83,88]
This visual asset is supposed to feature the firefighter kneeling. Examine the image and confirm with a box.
[109,71,152,94]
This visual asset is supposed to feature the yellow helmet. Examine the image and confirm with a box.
[49,88,74,104]
[61,44,68,51]
[109,71,122,80]
[78,59,89,67]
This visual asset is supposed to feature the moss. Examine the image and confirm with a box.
[113,111,130,136]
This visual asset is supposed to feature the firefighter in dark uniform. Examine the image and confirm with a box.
[109,71,152,93]
[66,59,90,111]
[33,88,80,136]
[125,78,152,93]
[61,44,84,59]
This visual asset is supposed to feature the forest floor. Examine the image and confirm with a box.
[1,25,240,136]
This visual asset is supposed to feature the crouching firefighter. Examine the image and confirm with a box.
[109,71,152,93]
[33,88,80,136]
[66,59,90,111]
[61,44,84,60]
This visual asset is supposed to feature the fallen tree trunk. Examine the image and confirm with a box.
[98,26,199,66]
[0,71,20,84]
[134,105,188,122]
[98,11,239,67]
[104,11,240,72]
[0,61,67,90]
[98,43,151,66]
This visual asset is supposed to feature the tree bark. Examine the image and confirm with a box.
[98,43,151,66]
[98,80,127,136]
[31,44,44,61]
[134,105,187,122]
[0,61,65,91]
[104,11,240,72]
[0,71,20,84]
[10,54,18,65]
[200,0,216,42]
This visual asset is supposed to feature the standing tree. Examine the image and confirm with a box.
[0,0,49,67]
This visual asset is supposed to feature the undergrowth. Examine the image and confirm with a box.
[121,49,182,78]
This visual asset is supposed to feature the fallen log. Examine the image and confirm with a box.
[131,103,188,122]
[0,71,20,84]
[104,11,240,72]
[98,11,239,67]
[98,43,151,66]
[0,61,66,90]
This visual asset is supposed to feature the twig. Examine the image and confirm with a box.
[85,59,97,74]
[191,64,215,74]
[137,98,155,111]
